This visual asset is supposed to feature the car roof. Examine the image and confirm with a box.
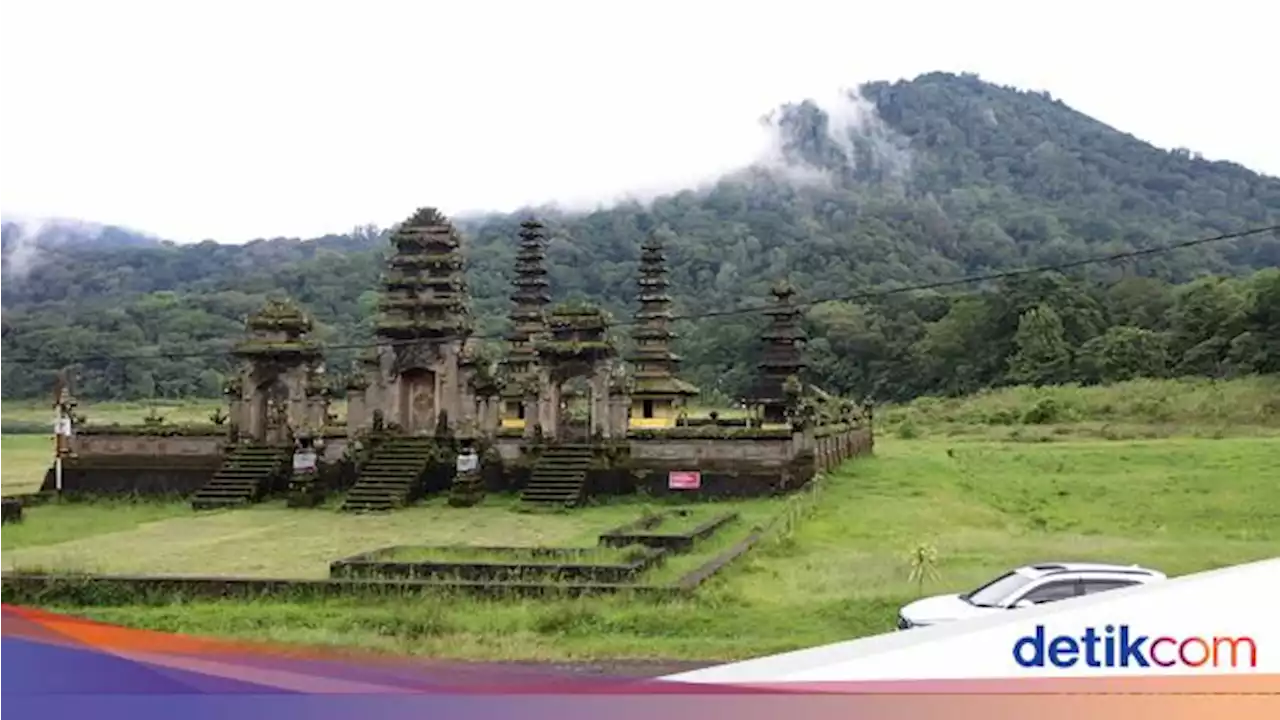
[1014,562,1166,580]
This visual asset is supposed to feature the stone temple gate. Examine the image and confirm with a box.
[537,303,627,442]
[225,298,330,446]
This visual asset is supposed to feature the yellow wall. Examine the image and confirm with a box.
[629,398,677,429]
[501,400,525,428]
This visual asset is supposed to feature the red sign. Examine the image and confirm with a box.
[668,471,701,490]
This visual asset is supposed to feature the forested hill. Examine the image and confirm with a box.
[3,72,1279,403]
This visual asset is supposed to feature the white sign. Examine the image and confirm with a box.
[292,451,317,472]
[54,417,73,437]
[456,452,479,473]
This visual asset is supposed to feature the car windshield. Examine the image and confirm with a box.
[963,571,1036,607]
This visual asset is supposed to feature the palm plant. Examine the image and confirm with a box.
[907,542,941,597]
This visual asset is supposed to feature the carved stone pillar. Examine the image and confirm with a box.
[522,388,541,441]
[541,381,562,442]
[590,369,611,438]
[608,392,630,437]
[345,387,366,434]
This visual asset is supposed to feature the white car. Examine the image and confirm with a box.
[896,562,1167,629]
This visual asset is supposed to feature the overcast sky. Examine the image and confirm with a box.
[2,0,1276,243]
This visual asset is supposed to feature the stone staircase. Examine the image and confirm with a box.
[191,445,290,510]
[340,437,437,512]
[521,445,593,508]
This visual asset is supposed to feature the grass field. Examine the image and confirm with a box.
[1,434,52,496]
[0,398,309,426]
[2,494,781,581]
[3,435,1276,661]
[879,375,1280,441]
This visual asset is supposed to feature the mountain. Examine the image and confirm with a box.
[1,217,163,249]
[3,72,1279,403]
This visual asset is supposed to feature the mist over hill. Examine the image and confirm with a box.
[1,217,164,279]
[3,72,1279,403]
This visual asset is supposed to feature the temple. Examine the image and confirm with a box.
[750,280,807,427]
[225,298,331,445]
[41,208,873,509]
[628,233,699,428]
[347,208,477,436]
[498,219,551,435]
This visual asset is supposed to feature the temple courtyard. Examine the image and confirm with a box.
[2,494,781,581]
[5,435,1276,585]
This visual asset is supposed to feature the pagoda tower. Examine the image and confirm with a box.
[750,280,807,425]
[499,219,552,432]
[349,207,474,435]
[376,207,472,343]
[628,233,698,427]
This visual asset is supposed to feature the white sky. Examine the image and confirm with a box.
[1,0,1277,243]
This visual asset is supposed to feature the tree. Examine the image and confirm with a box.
[1006,304,1072,386]
[1077,326,1171,384]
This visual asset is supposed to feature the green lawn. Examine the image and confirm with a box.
[1,492,782,579]
[6,435,1275,662]
[1,434,51,496]
[1,399,291,426]
[880,375,1280,441]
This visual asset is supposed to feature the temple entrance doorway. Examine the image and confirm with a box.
[554,375,592,443]
[253,376,290,445]
[398,368,437,434]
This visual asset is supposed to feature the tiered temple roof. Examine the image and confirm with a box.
[232,298,321,360]
[502,219,551,385]
[750,280,806,405]
[629,234,698,398]
[540,301,616,374]
[375,207,472,341]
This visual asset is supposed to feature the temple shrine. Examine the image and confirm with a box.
[42,207,874,510]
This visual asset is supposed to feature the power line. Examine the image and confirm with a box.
[2,223,1275,368]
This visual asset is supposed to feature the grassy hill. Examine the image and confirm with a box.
[882,375,1280,441]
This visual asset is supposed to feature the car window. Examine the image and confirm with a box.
[1017,581,1080,605]
[965,571,1036,607]
[1080,579,1139,595]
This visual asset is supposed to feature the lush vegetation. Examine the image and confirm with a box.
[3,72,1278,404]
[879,375,1280,441]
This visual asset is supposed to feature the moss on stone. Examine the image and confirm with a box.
[231,339,322,357]
[627,426,792,440]
[77,423,225,437]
